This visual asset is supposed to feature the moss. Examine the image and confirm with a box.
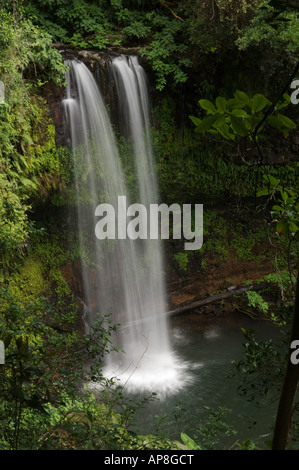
[201,211,230,261]
[7,257,47,302]
[229,224,267,261]
[28,99,73,203]
[3,233,79,327]
[173,252,189,271]
[34,240,69,283]
[202,238,229,261]
[49,267,72,308]
[29,236,79,323]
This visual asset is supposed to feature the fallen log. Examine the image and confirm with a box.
[167,282,268,317]
[119,282,269,331]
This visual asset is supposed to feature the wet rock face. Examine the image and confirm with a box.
[43,83,66,148]
[43,47,153,149]
[42,50,121,148]
[40,49,109,148]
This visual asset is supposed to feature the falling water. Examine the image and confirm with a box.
[63,56,192,397]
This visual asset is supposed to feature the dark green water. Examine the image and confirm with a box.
[130,311,284,450]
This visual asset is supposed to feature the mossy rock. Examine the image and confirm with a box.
[7,256,48,302]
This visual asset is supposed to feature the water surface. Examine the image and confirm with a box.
[128,311,283,450]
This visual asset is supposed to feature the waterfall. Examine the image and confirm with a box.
[63,56,191,397]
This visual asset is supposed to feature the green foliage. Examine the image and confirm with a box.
[246,290,269,314]
[237,439,260,450]
[154,98,264,201]
[7,257,46,302]
[0,94,71,270]
[0,9,14,50]
[200,209,265,270]
[191,406,237,450]
[256,172,298,330]
[0,288,83,449]
[123,20,150,40]
[29,237,73,306]
[236,2,299,55]
[257,174,299,239]
[0,285,179,450]
[182,0,299,92]
[173,252,189,272]
[265,270,296,296]
[0,9,67,85]
[22,1,191,90]
[0,8,71,272]
[231,328,285,403]
[0,176,29,272]
[182,0,262,55]
[11,0,299,94]
[202,236,229,262]
[190,90,296,141]
[0,0,298,452]
[0,290,53,449]
[139,14,190,90]
[231,235,257,261]
[180,432,201,450]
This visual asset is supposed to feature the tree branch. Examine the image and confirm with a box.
[252,60,299,140]
[158,1,184,22]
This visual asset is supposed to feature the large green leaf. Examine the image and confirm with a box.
[198,99,216,114]
[289,221,298,233]
[230,108,248,118]
[194,114,219,132]
[227,98,245,109]
[276,113,296,129]
[213,115,234,139]
[189,115,202,127]
[257,188,271,197]
[264,174,280,187]
[230,116,249,137]
[215,96,227,113]
[251,94,271,113]
[267,115,285,131]
[233,90,251,108]
[180,433,202,450]
[267,114,296,136]
[275,93,291,110]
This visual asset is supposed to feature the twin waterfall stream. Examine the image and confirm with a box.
[63,56,192,397]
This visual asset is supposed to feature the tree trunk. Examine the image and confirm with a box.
[272,276,299,450]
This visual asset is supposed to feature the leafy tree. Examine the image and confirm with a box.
[0,8,69,273]
[139,13,190,90]
[257,175,298,449]
[272,278,299,449]
[0,287,181,450]
[190,87,298,449]
[181,0,263,54]
[190,89,296,166]
[236,0,299,56]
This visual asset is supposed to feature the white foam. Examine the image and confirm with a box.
[88,352,200,399]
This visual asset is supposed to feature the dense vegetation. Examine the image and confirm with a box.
[0,0,298,450]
